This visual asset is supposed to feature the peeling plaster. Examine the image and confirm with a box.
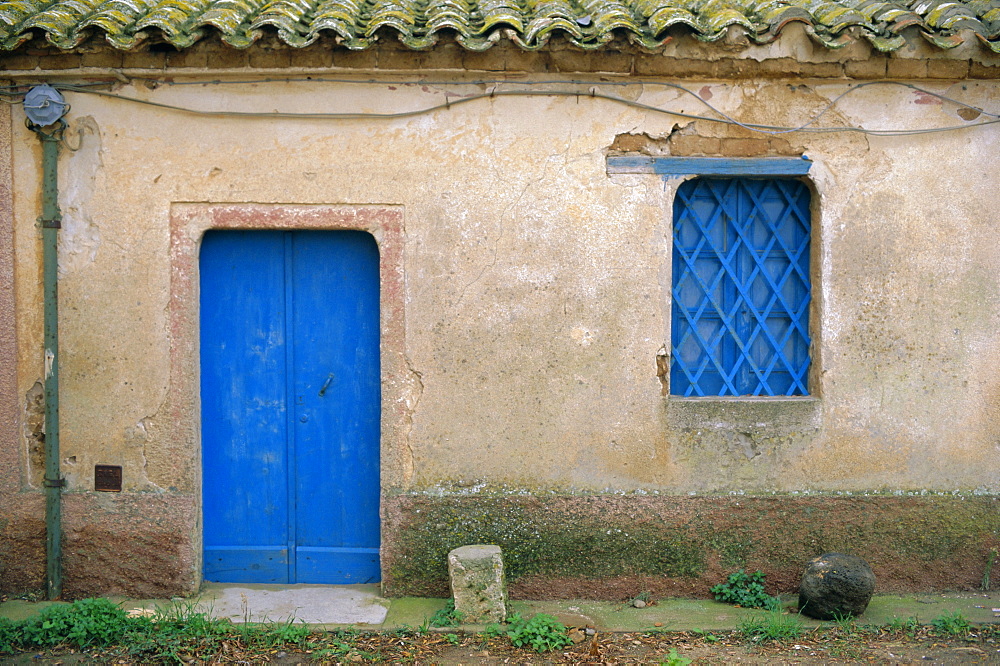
[58,116,103,277]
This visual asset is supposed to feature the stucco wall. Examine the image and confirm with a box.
[2,68,999,596]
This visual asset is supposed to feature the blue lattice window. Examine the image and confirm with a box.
[671,178,811,397]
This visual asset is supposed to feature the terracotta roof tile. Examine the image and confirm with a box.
[0,0,996,52]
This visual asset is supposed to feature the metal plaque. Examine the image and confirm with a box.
[94,464,122,492]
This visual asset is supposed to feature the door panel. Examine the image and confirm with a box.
[201,230,380,584]
[291,232,381,583]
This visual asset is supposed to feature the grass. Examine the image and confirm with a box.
[737,610,804,643]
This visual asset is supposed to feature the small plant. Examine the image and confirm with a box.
[691,628,719,642]
[930,611,971,637]
[660,647,693,665]
[887,615,920,637]
[737,610,803,643]
[983,547,998,591]
[0,617,20,654]
[483,622,505,637]
[429,599,464,628]
[832,612,857,635]
[19,597,131,648]
[506,613,572,653]
[711,570,781,611]
[444,632,460,645]
[628,590,654,607]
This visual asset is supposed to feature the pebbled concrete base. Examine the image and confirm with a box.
[187,583,389,626]
[2,588,997,631]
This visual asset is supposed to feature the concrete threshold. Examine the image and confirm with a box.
[1,588,997,632]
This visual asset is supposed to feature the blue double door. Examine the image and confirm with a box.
[200,230,381,584]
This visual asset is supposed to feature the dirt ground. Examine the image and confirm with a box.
[4,626,1000,665]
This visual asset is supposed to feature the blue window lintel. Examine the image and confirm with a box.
[607,155,812,177]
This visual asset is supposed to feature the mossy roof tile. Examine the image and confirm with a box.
[0,0,996,50]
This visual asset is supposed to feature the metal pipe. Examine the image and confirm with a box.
[32,121,65,600]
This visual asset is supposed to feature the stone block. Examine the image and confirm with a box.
[926,59,969,79]
[845,58,887,79]
[799,552,876,620]
[448,544,508,623]
[670,134,721,156]
[887,58,928,79]
[720,137,770,157]
[81,51,124,69]
[37,53,82,70]
[970,63,1000,79]
[0,54,39,71]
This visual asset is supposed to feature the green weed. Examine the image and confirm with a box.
[690,628,719,642]
[886,615,920,636]
[710,570,781,611]
[19,597,131,648]
[737,610,803,643]
[429,599,464,628]
[831,612,857,635]
[930,611,971,637]
[444,632,460,645]
[983,547,998,591]
[660,647,693,665]
[506,613,572,653]
[0,617,20,654]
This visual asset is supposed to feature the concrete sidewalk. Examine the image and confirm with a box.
[2,585,998,632]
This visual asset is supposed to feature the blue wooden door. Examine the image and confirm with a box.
[200,230,381,584]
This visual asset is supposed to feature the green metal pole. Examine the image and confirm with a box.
[34,122,64,600]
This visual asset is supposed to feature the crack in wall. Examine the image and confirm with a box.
[400,353,424,487]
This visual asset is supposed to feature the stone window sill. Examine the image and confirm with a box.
[666,396,821,436]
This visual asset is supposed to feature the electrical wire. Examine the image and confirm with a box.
[47,80,999,136]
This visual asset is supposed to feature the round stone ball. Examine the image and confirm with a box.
[798,552,876,620]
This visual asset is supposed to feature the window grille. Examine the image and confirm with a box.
[670,177,811,396]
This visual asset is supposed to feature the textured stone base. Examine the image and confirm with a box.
[0,492,197,599]
[382,493,1000,599]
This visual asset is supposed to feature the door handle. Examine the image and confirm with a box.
[318,373,334,397]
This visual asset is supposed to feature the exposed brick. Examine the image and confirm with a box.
[461,50,505,71]
[797,61,844,78]
[203,47,248,69]
[970,62,1000,79]
[768,137,802,156]
[887,57,928,78]
[0,54,39,71]
[37,53,82,70]
[503,47,548,72]
[713,58,761,78]
[332,48,377,69]
[926,59,969,79]
[166,49,210,68]
[291,46,333,69]
[550,49,630,73]
[634,56,715,77]
[720,137,770,157]
[374,47,422,70]
[757,58,801,77]
[120,51,166,69]
[248,48,292,69]
[81,51,124,68]
[669,134,722,156]
[419,42,463,70]
[844,58,887,79]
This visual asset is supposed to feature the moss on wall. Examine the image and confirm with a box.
[382,493,1000,599]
